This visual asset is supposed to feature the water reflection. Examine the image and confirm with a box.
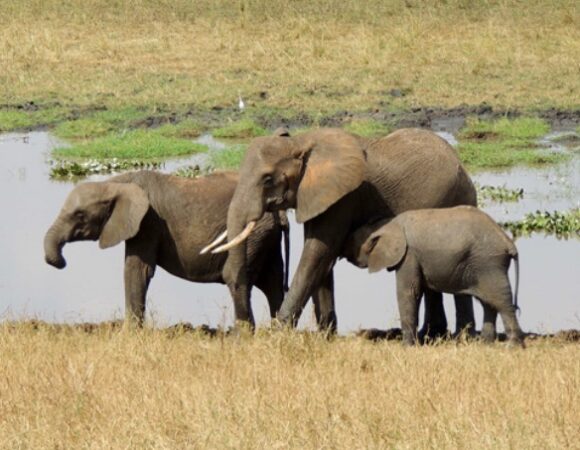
[0,132,578,333]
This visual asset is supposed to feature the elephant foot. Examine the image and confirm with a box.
[453,322,477,341]
[418,324,449,343]
[317,312,338,335]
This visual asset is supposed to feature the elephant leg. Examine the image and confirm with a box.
[254,253,285,319]
[480,301,497,343]
[124,241,156,327]
[418,289,448,341]
[277,207,348,327]
[395,259,423,346]
[312,270,337,333]
[479,275,524,348]
[454,294,476,338]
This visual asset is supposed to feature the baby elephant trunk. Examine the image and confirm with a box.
[43,222,67,269]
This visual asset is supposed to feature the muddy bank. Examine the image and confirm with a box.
[1,102,578,134]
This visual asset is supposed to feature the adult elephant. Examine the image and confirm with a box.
[208,128,477,336]
[44,170,288,327]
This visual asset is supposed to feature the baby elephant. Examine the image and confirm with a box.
[343,206,524,346]
[44,170,288,327]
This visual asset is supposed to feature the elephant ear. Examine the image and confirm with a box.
[99,183,149,249]
[295,129,366,223]
[366,223,407,273]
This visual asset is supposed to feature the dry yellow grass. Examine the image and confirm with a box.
[1,323,578,449]
[0,0,578,111]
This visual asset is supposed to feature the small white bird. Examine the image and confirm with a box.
[238,93,245,111]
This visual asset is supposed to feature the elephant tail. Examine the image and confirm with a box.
[511,250,520,314]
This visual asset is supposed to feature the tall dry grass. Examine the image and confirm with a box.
[0,323,578,448]
[0,0,578,110]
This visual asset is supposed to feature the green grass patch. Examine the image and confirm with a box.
[0,107,72,132]
[459,117,550,141]
[457,116,566,169]
[343,119,392,138]
[53,118,115,139]
[458,141,567,169]
[212,119,267,139]
[53,130,207,160]
[53,107,152,139]
[209,145,247,170]
[154,120,205,139]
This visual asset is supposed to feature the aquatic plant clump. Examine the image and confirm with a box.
[476,184,524,203]
[500,209,580,239]
[49,159,163,179]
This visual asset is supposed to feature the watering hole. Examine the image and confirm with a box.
[0,131,578,334]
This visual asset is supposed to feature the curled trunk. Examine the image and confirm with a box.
[43,221,67,269]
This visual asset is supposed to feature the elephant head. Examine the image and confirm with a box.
[206,128,367,255]
[44,181,149,269]
[364,221,407,273]
[341,218,405,271]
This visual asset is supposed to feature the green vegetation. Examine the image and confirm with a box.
[155,120,205,139]
[52,108,152,139]
[344,119,392,138]
[212,119,266,139]
[458,117,567,169]
[0,107,72,132]
[49,159,162,179]
[209,145,247,170]
[500,209,580,239]
[459,117,550,141]
[476,184,524,203]
[52,130,207,160]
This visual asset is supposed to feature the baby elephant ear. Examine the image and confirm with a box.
[99,183,149,249]
[367,222,407,273]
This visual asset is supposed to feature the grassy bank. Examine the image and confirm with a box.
[0,0,578,112]
[0,324,578,448]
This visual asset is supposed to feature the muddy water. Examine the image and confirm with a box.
[0,132,578,333]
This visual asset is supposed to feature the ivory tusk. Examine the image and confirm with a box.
[200,230,228,254]
[211,221,256,253]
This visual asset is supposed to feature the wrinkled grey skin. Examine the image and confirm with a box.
[342,206,524,346]
[44,171,288,327]
[221,127,477,337]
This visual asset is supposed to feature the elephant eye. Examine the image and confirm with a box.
[262,174,274,187]
[74,210,86,221]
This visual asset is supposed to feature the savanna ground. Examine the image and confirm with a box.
[1,1,579,448]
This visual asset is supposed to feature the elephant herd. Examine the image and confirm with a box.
[44,127,524,346]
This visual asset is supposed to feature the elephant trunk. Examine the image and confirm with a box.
[221,201,255,325]
[43,220,68,269]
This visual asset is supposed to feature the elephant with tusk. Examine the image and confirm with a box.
[209,127,478,338]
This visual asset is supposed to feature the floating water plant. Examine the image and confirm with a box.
[49,159,163,179]
[476,184,524,203]
[500,209,580,239]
